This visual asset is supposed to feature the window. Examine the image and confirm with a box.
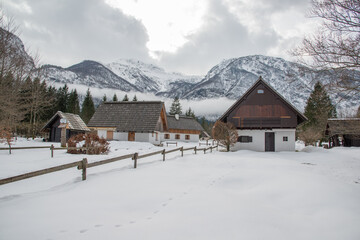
[185,135,190,140]
[283,136,288,142]
[238,136,253,143]
[164,134,170,139]
[257,89,264,94]
[175,134,180,140]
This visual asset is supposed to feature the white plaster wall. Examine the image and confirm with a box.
[274,129,296,152]
[97,130,107,139]
[233,129,296,152]
[135,133,150,142]
[148,132,161,144]
[114,132,128,141]
[233,130,265,151]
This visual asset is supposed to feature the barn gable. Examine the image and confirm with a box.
[220,76,307,129]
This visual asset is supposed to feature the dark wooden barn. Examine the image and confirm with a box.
[326,118,360,147]
[42,111,90,142]
[219,76,307,151]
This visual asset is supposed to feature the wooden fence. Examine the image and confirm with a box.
[0,145,218,185]
[0,145,100,158]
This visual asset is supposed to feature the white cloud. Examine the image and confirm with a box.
[3,0,151,67]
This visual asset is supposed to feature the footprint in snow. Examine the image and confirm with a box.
[80,229,88,233]
[115,224,122,228]
[94,224,103,228]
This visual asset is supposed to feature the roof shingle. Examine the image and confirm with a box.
[88,101,165,132]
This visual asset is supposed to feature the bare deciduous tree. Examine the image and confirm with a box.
[212,121,238,152]
[292,0,360,94]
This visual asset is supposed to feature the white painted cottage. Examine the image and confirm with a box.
[87,101,204,144]
[162,115,204,142]
[219,77,307,152]
[88,101,168,145]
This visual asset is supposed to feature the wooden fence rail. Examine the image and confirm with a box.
[0,145,218,186]
[0,161,81,185]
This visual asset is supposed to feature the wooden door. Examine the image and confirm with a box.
[106,131,113,140]
[128,131,135,141]
[265,132,275,152]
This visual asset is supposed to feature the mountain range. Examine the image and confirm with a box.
[2,27,359,116]
[42,55,359,113]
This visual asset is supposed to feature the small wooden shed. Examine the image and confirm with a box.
[326,118,360,147]
[42,111,90,142]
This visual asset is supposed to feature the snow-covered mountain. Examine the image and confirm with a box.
[42,60,139,92]
[105,59,201,93]
[42,55,360,113]
[0,28,35,73]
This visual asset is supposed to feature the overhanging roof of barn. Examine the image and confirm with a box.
[87,101,167,132]
[42,111,90,131]
[219,76,307,125]
[327,118,360,135]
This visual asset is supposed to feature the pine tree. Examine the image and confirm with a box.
[185,107,195,118]
[301,82,337,144]
[67,89,80,114]
[169,96,182,115]
[112,93,118,102]
[304,82,337,126]
[102,94,107,102]
[122,94,129,101]
[81,89,95,124]
[132,95,138,101]
[56,84,69,112]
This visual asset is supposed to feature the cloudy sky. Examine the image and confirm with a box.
[2,0,318,75]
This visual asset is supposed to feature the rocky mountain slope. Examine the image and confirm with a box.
[3,27,358,114]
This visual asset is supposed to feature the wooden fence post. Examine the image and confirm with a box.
[162,149,166,161]
[9,145,11,155]
[82,158,88,181]
[210,146,213,153]
[194,146,197,154]
[181,146,183,157]
[133,153,138,168]
[204,148,206,154]
[50,144,54,158]
[216,145,218,151]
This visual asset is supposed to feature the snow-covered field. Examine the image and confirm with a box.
[0,139,359,240]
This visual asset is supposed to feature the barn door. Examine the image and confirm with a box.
[265,132,275,152]
[128,132,135,141]
[106,131,113,140]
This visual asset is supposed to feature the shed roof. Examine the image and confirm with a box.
[87,101,166,132]
[42,111,90,131]
[327,118,360,135]
[167,115,204,131]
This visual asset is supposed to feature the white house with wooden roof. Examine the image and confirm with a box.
[88,101,168,145]
[219,77,307,152]
[162,114,204,142]
[88,101,204,144]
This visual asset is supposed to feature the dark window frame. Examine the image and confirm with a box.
[283,136,288,142]
[175,134,180,140]
[238,136,253,143]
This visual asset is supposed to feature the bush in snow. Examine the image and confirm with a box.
[0,128,13,148]
[67,132,109,155]
[212,121,238,152]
